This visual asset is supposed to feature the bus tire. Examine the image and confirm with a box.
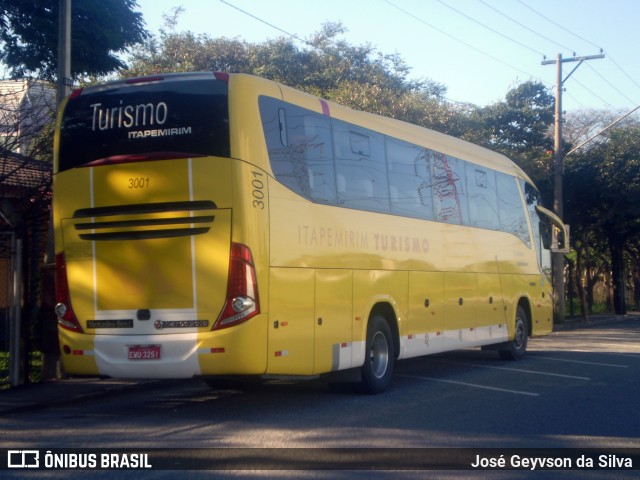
[499,305,528,360]
[361,315,395,393]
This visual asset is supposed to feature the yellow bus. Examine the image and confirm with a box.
[53,72,567,393]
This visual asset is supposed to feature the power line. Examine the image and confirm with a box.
[475,0,613,106]
[517,0,603,51]
[382,0,548,85]
[436,0,544,57]
[478,0,575,55]
[566,103,640,155]
[218,0,313,49]
[607,53,640,92]
[571,76,613,106]
[217,0,372,65]
[585,63,637,106]
[219,0,633,110]
[518,0,639,108]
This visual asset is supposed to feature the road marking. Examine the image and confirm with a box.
[451,363,591,380]
[398,374,539,396]
[532,356,629,368]
[435,358,591,379]
[607,352,640,359]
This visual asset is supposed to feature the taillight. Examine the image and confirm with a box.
[69,88,83,100]
[213,71,229,83]
[55,253,83,332]
[214,243,260,330]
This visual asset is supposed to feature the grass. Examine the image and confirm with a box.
[0,350,43,388]
[566,302,606,316]
[0,351,7,387]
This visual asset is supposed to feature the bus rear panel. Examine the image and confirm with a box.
[54,72,267,378]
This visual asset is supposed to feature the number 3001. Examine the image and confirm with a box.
[128,177,149,189]
[251,171,265,209]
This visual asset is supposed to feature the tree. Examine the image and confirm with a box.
[627,241,640,310]
[124,20,470,135]
[472,81,555,200]
[0,0,148,80]
[565,122,640,314]
[479,82,554,152]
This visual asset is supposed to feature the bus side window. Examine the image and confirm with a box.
[432,154,469,226]
[260,97,337,205]
[333,120,389,214]
[467,165,499,230]
[496,172,530,246]
[387,139,435,220]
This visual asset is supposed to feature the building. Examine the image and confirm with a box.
[0,79,55,386]
[0,79,56,156]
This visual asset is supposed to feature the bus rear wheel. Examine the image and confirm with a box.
[499,305,529,360]
[361,315,395,393]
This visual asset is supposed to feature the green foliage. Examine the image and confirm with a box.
[123,16,567,219]
[565,119,640,314]
[124,21,472,135]
[0,351,42,387]
[566,124,640,238]
[0,0,148,80]
[0,351,7,387]
[468,81,555,200]
[480,81,554,153]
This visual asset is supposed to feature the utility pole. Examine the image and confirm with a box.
[542,52,604,323]
[56,0,72,104]
[43,0,72,381]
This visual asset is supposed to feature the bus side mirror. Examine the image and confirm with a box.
[535,205,570,253]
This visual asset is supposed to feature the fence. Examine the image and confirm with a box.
[0,232,22,388]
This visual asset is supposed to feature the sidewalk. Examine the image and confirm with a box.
[1,314,637,416]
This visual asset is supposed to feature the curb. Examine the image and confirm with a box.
[553,313,639,331]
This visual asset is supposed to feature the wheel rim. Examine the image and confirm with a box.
[514,315,526,350]
[369,331,389,379]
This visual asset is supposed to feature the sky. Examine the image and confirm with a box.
[136,0,640,114]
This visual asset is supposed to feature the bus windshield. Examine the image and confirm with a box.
[57,73,230,172]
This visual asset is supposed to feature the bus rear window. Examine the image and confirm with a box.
[58,75,230,172]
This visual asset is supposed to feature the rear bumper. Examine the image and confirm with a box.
[58,314,269,378]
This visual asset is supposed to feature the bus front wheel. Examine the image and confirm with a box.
[499,305,529,360]
[361,315,395,393]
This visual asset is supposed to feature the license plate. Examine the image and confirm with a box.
[128,345,161,360]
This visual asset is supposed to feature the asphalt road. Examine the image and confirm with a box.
[1,317,639,479]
